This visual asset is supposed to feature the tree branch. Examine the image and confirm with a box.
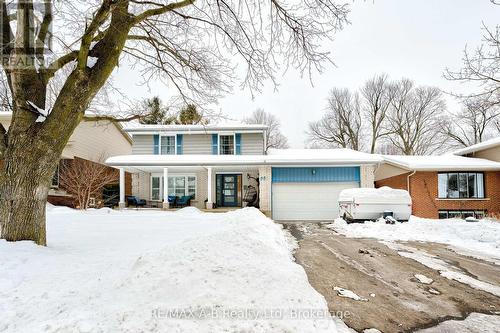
[133,0,194,23]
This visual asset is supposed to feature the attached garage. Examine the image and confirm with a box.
[271,167,360,221]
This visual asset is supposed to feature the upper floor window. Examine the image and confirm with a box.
[219,135,234,155]
[160,136,175,155]
[438,172,484,199]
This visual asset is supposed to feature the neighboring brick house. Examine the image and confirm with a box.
[0,112,133,208]
[375,155,500,219]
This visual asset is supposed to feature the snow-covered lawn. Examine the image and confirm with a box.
[0,206,351,333]
[329,216,500,263]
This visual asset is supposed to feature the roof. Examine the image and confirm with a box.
[0,111,132,144]
[106,148,382,167]
[383,155,500,171]
[123,121,268,133]
[453,136,500,156]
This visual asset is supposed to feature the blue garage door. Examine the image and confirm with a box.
[272,167,361,221]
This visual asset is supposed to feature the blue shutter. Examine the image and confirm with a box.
[176,134,183,155]
[235,133,241,155]
[212,134,218,155]
[153,134,159,155]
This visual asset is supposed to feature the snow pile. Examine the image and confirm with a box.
[416,313,500,332]
[338,186,411,203]
[414,274,433,284]
[333,287,368,301]
[0,207,350,333]
[329,216,500,262]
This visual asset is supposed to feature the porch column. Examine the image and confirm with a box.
[119,168,126,209]
[206,167,213,209]
[163,167,169,209]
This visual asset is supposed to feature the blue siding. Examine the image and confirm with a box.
[212,134,218,155]
[176,134,183,155]
[153,134,159,155]
[272,167,360,183]
[235,133,242,155]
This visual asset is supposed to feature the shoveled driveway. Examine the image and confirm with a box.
[283,222,500,333]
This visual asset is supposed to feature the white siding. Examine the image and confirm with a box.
[132,134,154,155]
[62,121,131,162]
[183,134,212,155]
[241,133,264,155]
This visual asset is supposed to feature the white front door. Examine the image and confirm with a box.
[272,182,359,221]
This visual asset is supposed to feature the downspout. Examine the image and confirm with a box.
[407,170,416,192]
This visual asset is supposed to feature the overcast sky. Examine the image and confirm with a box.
[114,0,499,148]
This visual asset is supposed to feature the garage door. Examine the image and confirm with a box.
[272,182,359,221]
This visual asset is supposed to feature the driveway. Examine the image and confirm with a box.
[283,222,500,332]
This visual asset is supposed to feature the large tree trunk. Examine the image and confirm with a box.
[0,152,56,246]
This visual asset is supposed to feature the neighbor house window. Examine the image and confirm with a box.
[219,135,234,155]
[51,164,60,188]
[438,172,484,199]
[151,176,161,200]
[160,136,176,155]
[167,176,196,199]
[438,210,485,219]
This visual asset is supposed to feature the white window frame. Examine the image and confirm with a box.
[218,133,236,155]
[150,175,162,201]
[159,135,177,155]
[150,173,197,200]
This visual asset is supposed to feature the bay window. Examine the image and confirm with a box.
[438,172,484,199]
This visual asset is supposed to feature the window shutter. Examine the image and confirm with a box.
[153,134,159,155]
[212,134,218,155]
[176,134,183,155]
[235,133,241,155]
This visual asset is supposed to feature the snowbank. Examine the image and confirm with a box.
[0,207,350,333]
[338,186,411,203]
[328,216,500,263]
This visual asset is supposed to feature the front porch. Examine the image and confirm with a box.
[117,165,262,211]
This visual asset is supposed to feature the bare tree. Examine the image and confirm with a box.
[445,5,500,106]
[361,74,394,153]
[386,79,447,155]
[442,96,500,148]
[59,157,119,210]
[0,0,349,245]
[308,88,362,150]
[245,108,289,151]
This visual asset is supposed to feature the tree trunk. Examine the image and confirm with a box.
[0,144,58,246]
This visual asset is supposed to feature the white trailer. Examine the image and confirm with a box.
[338,187,412,222]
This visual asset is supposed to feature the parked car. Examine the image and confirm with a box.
[338,187,412,223]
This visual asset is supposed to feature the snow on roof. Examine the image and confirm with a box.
[383,154,500,171]
[123,120,268,132]
[453,136,500,156]
[106,148,382,167]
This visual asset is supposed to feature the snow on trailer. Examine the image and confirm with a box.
[338,186,412,222]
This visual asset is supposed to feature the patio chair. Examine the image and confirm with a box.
[168,196,177,206]
[126,195,147,208]
[175,195,192,208]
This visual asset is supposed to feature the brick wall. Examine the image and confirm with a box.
[376,171,500,218]
[51,157,132,208]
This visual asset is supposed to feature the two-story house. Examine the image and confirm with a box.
[106,123,381,220]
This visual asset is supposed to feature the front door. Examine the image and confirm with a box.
[216,174,241,207]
